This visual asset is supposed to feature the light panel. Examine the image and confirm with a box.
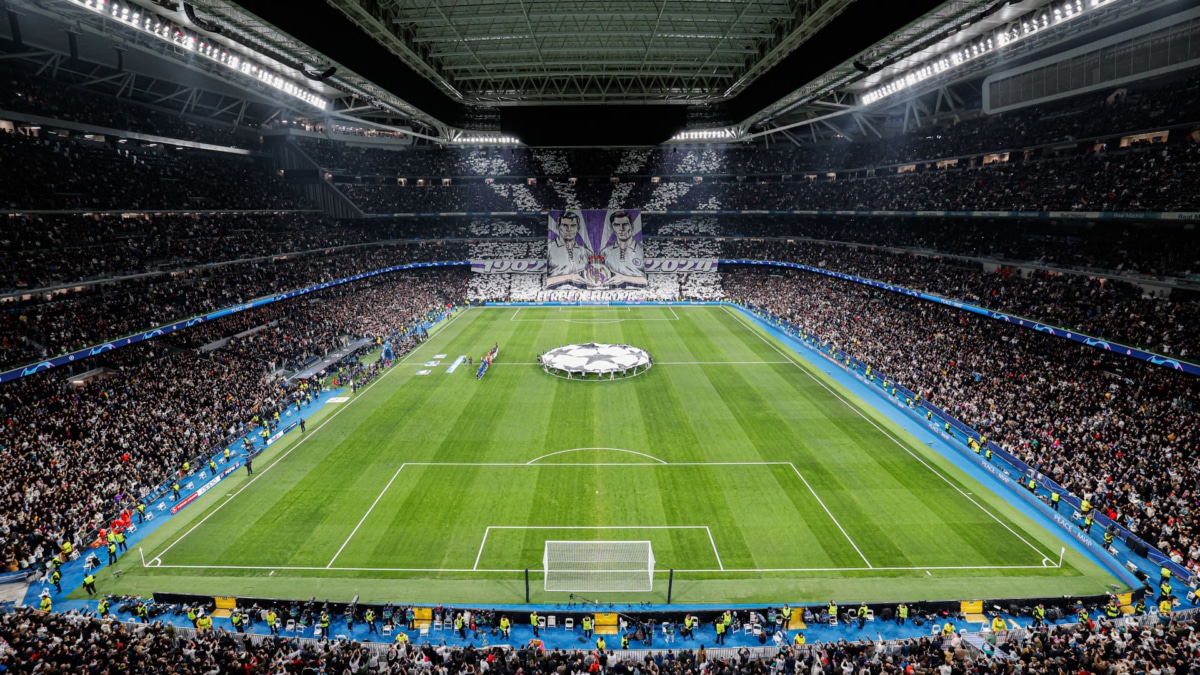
[68,0,329,110]
[862,0,1118,105]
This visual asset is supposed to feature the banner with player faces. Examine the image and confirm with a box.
[546,210,646,290]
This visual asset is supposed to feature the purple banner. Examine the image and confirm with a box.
[547,210,646,289]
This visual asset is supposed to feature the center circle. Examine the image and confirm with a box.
[539,342,653,380]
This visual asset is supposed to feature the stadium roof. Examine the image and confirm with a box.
[0,0,1180,144]
[323,0,858,106]
[225,0,951,143]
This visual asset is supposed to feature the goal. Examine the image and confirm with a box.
[543,540,655,592]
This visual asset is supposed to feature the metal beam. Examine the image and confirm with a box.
[152,86,195,106]
[410,30,774,42]
[441,59,744,70]
[395,10,795,24]
[430,45,758,57]
[453,70,737,81]
[744,104,865,141]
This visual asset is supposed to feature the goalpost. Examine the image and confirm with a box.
[543,540,655,592]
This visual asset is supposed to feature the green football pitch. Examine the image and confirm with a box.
[109,305,1121,604]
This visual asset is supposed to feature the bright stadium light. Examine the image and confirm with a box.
[861,0,1119,105]
[449,133,521,145]
[669,127,736,142]
[66,0,329,110]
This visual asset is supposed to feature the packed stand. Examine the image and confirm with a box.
[720,239,1200,358]
[334,142,1200,215]
[722,265,1200,572]
[0,130,298,211]
[0,241,466,372]
[2,602,1199,675]
[645,214,1200,279]
[0,213,415,290]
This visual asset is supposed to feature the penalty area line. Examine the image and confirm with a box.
[327,463,409,568]
[141,561,1060,573]
[144,307,471,567]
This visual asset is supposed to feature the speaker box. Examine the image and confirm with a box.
[1009,604,1020,616]
[1048,607,1064,621]
[1128,539,1149,557]
[881,608,893,621]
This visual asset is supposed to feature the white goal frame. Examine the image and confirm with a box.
[543,540,655,592]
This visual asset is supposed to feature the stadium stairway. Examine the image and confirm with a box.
[20,386,350,610]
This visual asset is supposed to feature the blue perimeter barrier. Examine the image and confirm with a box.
[0,261,470,385]
[4,259,1192,386]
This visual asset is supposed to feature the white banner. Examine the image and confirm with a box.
[470,260,547,274]
[643,259,718,273]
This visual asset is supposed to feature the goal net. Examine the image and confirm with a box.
[543,540,655,592]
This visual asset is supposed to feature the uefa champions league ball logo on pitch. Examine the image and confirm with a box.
[540,342,652,380]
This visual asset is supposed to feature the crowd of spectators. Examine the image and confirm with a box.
[0,131,298,211]
[680,143,1200,213]
[719,239,1200,358]
[648,215,1199,279]
[0,267,466,575]
[723,265,1199,573]
[2,603,1199,675]
[334,141,1200,215]
[0,240,466,372]
[0,213,409,290]
[4,211,1195,377]
[0,214,544,294]
[0,62,259,149]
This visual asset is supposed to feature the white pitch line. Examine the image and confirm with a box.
[655,361,790,365]
[526,447,668,465]
[145,562,1058,573]
[401,461,793,467]
[786,462,873,568]
[152,563,525,572]
[146,307,472,566]
[484,525,713,529]
[477,525,717,571]
[490,362,789,365]
[705,526,725,571]
[722,306,1057,563]
[327,463,409,568]
[473,527,493,570]
[674,563,1063,572]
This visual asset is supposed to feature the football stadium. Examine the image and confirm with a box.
[0,0,1199,671]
